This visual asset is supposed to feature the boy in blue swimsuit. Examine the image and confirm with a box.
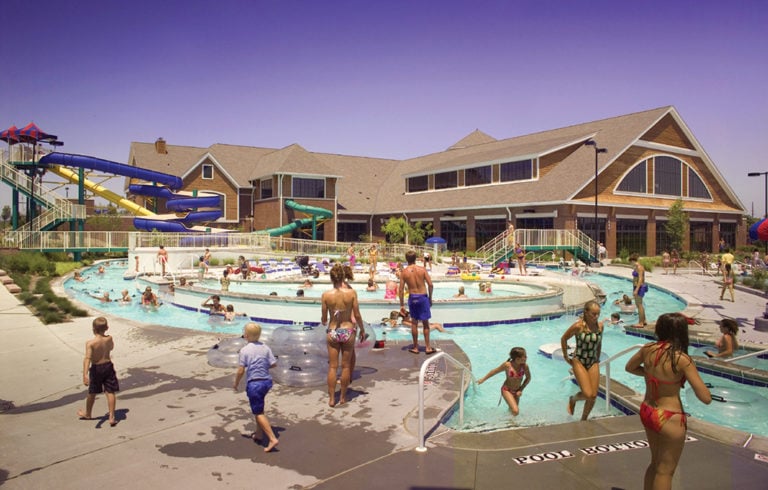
[233,322,279,452]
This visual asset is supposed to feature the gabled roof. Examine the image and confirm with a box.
[447,129,496,150]
[369,107,674,214]
[129,106,745,217]
[247,144,340,181]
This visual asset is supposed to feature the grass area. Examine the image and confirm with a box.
[1,252,89,324]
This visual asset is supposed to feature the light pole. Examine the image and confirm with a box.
[585,140,607,264]
[748,171,768,252]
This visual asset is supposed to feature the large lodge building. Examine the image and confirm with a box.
[128,106,746,257]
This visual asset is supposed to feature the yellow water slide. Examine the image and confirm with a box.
[47,165,155,217]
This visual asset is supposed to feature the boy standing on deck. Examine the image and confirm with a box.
[399,249,435,354]
[78,317,119,426]
[234,322,279,452]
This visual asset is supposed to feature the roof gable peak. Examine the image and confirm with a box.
[448,129,497,150]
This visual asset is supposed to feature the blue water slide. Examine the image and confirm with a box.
[133,210,223,233]
[40,152,182,189]
[128,184,222,211]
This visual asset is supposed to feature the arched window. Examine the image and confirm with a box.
[616,155,712,201]
[688,168,711,199]
[617,160,647,193]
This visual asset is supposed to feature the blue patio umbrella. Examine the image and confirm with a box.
[425,236,447,257]
[425,236,447,245]
[749,218,766,241]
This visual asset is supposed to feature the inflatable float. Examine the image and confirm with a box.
[207,336,248,368]
[461,272,481,281]
[270,322,378,387]
[539,342,608,363]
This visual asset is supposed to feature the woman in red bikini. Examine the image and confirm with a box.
[625,313,711,490]
[477,346,531,416]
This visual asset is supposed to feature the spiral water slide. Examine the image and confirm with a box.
[263,199,333,236]
[39,152,223,232]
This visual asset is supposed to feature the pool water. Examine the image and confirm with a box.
[66,263,768,435]
[195,276,544,300]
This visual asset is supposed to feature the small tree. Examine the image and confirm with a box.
[665,198,689,252]
[381,217,433,245]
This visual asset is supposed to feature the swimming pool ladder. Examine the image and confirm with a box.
[416,351,476,452]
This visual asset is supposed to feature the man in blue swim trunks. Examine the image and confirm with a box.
[399,250,435,354]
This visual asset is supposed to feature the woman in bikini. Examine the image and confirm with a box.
[477,347,531,416]
[625,313,711,490]
[705,318,739,358]
[719,263,735,302]
[321,263,365,407]
[560,300,603,420]
[630,253,648,327]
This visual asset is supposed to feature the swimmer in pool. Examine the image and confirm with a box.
[477,346,531,416]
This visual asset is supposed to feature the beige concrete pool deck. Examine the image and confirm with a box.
[1,264,768,489]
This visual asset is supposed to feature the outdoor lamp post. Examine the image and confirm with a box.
[585,140,607,264]
[748,171,768,218]
[748,171,768,252]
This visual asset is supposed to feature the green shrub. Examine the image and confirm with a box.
[636,258,653,272]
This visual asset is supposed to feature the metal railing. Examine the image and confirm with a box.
[476,228,597,265]
[416,351,475,452]
[0,157,85,232]
[725,348,768,363]
[561,343,644,411]
[7,230,132,251]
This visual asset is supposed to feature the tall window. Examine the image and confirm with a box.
[719,222,737,249]
[690,222,713,252]
[577,217,606,249]
[292,177,325,198]
[260,178,273,199]
[202,164,214,180]
[441,220,467,251]
[337,222,365,242]
[688,168,711,199]
[654,156,682,196]
[434,171,457,190]
[407,175,428,193]
[517,217,554,230]
[465,165,492,187]
[500,159,533,182]
[617,161,646,193]
[615,219,647,256]
[475,218,506,248]
[655,221,673,254]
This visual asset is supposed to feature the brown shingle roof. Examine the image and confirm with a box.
[129,106,744,217]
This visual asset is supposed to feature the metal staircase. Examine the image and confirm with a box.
[0,157,86,234]
[476,228,598,265]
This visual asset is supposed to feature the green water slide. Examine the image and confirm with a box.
[262,199,333,238]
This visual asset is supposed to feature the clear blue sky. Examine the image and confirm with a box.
[1,0,767,214]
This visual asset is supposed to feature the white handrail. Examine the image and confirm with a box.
[725,348,768,363]
[416,351,476,453]
[560,343,645,411]
[602,344,645,410]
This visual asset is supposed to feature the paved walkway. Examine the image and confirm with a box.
[1,264,767,489]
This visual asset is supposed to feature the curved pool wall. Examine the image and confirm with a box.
[166,281,567,327]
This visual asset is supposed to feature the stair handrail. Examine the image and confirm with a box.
[560,343,645,411]
[416,351,476,452]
